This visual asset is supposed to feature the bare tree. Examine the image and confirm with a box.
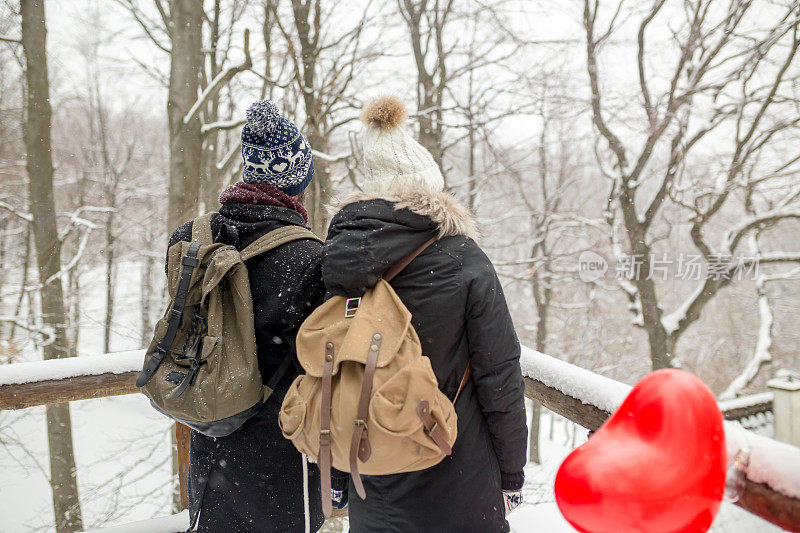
[719,181,800,398]
[398,0,455,174]
[583,0,800,370]
[270,0,376,234]
[74,24,138,354]
[164,0,204,232]
[198,0,253,210]
[20,0,83,530]
[116,0,252,232]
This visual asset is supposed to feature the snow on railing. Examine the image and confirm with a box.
[718,391,774,422]
[0,350,144,385]
[1,347,798,531]
[0,350,144,410]
[519,346,631,413]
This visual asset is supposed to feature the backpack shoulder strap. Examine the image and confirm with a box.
[240,225,322,262]
[137,240,202,388]
[453,362,472,404]
[192,212,216,244]
[383,235,438,282]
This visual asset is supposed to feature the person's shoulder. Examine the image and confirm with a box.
[434,235,487,265]
[450,237,495,282]
[286,231,324,259]
[168,220,193,249]
[263,224,323,271]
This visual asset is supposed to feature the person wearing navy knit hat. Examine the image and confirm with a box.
[241,100,314,196]
[166,100,325,532]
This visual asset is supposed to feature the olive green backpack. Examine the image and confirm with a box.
[137,212,322,437]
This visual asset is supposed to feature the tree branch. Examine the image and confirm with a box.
[0,34,21,44]
[583,0,628,170]
[725,210,800,254]
[202,118,246,135]
[183,29,252,126]
[0,201,33,222]
[113,0,171,53]
[636,0,665,126]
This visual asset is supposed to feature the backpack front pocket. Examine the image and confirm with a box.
[370,356,457,463]
[279,376,315,444]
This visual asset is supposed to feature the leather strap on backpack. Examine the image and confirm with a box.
[415,362,471,456]
[349,333,382,500]
[453,362,472,404]
[382,235,438,282]
[319,342,335,518]
[417,400,452,455]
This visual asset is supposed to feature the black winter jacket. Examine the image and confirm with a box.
[323,190,528,533]
[167,202,326,532]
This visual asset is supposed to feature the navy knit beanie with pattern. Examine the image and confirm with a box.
[240,100,314,196]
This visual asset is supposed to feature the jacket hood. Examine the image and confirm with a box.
[328,188,479,241]
[323,188,479,296]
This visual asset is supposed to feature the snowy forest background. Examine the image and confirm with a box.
[1,0,799,531]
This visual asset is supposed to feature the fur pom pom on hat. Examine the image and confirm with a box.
[360,95,444,194]
[361,95,408,130]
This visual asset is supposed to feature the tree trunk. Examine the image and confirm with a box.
[305,133,330,236]
[0,217,6,314]
[20,1,83,531]
[619,191,672,370]
[529,241,550,464]
[67,266,80,354]
[528,399,541,464]
[140,255,154,347]
[164,3,204,510]
[166,0,204,233]
[529,269,546,464]
[102,219,115,354]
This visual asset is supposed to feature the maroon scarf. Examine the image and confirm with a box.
[219,181,308,223]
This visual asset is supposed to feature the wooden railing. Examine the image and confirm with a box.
[1,348,799,532]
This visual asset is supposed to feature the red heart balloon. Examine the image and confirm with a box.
[555,369,726,533]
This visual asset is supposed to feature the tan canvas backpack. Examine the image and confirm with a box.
[137,212,322,437]
[279,237,471,517]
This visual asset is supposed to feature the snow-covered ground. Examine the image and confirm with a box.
[1,395,174,531]
[1,261,174,532]
[0,261,786,531]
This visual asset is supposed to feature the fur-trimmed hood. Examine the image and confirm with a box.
[322,188,480,297]
[328,187,479,241]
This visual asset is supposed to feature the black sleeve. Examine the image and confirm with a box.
[463,244,528,481]
[165,221,193,275]
[281,252,325,353]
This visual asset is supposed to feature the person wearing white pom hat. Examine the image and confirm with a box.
[359,96,445,194]
[320,96,528,532]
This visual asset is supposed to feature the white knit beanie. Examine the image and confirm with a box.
[360,96,445,194]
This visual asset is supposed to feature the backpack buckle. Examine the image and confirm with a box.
[182,254,199,267]
[344,297,361,318]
